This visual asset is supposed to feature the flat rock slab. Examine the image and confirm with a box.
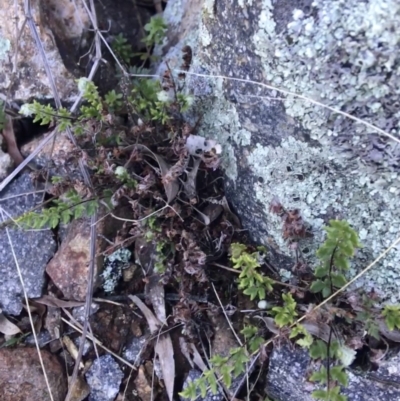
[0,347,67,401]
[0,173,56,315]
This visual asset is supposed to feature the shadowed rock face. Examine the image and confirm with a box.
[157,0,400,304]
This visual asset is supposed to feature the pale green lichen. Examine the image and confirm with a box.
[0,36,10,60]
[250,0,400,301]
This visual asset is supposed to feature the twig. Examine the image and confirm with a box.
[175,69,400,145]
[211,282,242,346]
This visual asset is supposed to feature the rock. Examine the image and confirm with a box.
[123,335,147,365]
[46,216,104,301]
[21,130,80,179]
[0,347,67,401]
[266,345,400,401]
[0,0,79,102]
[158,0,400,301]
[85,354,124,401]
[0,173,56,315]
[0,134,13,180]
[25,329,52,348]
[0,0,152,104]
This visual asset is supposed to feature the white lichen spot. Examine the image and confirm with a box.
[0,37,11,60]
[199,22,212,47]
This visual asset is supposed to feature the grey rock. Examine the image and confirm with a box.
[266,345,400,401]
[86,354,124,401]
[123,335,147,365]
[73,302,100,325]
[25,330,52,348]
[181,369,224,401]
[158,0,400,302]
[0,173,56,315]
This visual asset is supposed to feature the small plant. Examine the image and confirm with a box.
[310,220,362,298]
[179,324,262,400]
[142,16,167,47]
[382,305,400,331]
[129,78,169,124]
[16,190,99,229]
[112,33,134,65]
[270,293,298,327]
[230,243,274,301]
[104,89,123,112]
[289,324,314,348]
[309,340,349,401]
[115,166,137,189]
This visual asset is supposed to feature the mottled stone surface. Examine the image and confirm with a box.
[0,173,56,315]
[158,0,400,303]
[123,335,147,365]
[0,347,67,401]
[0,0,79,102]
[85,354,123,401]
[46,217,103,301]
[266,345,400,401]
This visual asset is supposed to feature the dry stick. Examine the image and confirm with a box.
[174,70,400,145]
[21,2,100,401]
[61,317,136,370]
[211,282,251,401]
[211,282,242,347]
[0,209,55,401]
[63,0,102,399]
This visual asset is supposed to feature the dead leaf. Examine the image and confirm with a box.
[128,295,161,333]
[0,309,21,335]
[34,295,85,308]
[67,375,91,401]
[128,295,175,401]
[125,144,179,203]
[155,335,175,401]
[63,336,85,370]
[191,205,211,225]
[183,157,201,199]
[201,203,223,225]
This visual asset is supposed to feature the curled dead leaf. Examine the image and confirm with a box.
[0,309,21,335]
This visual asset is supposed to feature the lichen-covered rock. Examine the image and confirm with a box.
[266,345,400,401]
[158,0,400,303]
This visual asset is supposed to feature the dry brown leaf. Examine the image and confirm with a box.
[183,157,201,199]
[34,295,85,308]
[154,335,175,401]
[0,309,21,335]
[126,144,179,203]
[67,375,91,401]
[128,295,175,401]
